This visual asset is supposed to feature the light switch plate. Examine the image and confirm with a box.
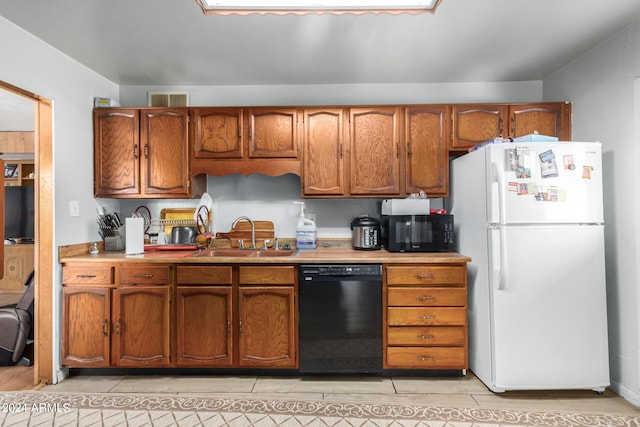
[69,200,80,217]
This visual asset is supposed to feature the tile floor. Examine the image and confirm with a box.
[41,373,640,415]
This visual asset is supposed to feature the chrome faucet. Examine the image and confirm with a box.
[232,216,255,249]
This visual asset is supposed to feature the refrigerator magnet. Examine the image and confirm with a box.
[563,155,576,170]
[506,149,518,171]
[517,183,529,195]
[582,165,594,179]
[539,149,559,178]
[516,166,531,178]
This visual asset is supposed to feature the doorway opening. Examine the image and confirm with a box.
[0,80,53,387]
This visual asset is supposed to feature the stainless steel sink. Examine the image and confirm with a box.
[192,248,297,257]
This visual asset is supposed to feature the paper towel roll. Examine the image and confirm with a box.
[125,217,144,255]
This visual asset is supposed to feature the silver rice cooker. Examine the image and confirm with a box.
[350,215,381,250]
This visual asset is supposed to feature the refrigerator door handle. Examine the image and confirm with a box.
[489,226,508,291]
[490,162,506,225]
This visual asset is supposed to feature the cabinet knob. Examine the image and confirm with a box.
[115,319,121,336]
[102,319,109,336]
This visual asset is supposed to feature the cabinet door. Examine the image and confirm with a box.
[248,108,299,158]
[0,244,34,292]
[451,104,508,150]
[140,109,190,196]
[349,107,401,195]
[112,286,171,367]
[509,102,571,140]
[93,108,140,197]
[238,286,297,368]
[405,105,449,197]
[302,108,346,196]
[62,287,110,367]
[192,108,244,158]
[176,286,233,367]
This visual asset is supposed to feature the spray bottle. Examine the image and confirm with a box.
[294,202,316,250]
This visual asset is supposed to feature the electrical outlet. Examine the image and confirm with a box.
[69,201,80,217]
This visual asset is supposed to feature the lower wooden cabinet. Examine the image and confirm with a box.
[62,260,470,373]
[62,263,171,368]
[111,286,171,367]
[62,286,111,367]
[239,286,296,368]
[175,264,297,369]
[384,264,468,371]
[175,265,234,367]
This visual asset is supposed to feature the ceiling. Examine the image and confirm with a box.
[2,0,640,88]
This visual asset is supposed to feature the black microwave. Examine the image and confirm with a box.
[381,214,454,252]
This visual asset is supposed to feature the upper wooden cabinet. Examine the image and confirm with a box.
[94,108,204,198]
[509,102,571,140]
[190,107,302,177]
[404,105,450,197]
[303,106,447,197]
[302,108,347,196]
[451,104,508,150]
[349,107,401,196]
[93,108,139,197]
[451,102,571,152]
[192,108,244,159]
[248,108,299,158]
[140,109,191,196]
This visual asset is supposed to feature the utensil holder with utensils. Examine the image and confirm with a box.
[104,226,125,251]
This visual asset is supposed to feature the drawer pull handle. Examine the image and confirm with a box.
[102,320,109,336]
[115,319,121,336]
[76,274,96,279]
[420,315,437,320]
[419,355,435,361]
[416,274,434,280]
[418,295,435,301]
[135,274,154,279]
[418,335,435,340]
[227,320,231,336]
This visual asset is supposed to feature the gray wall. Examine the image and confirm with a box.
[0,15,119,382]
[544,19,640,404]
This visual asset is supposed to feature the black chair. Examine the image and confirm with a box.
[0,270,35,365]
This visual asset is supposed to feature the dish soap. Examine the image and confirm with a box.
[294,202,316,250]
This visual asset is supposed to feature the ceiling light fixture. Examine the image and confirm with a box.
[196,0,442,15]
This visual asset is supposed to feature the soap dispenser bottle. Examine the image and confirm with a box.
[294,202,316,250]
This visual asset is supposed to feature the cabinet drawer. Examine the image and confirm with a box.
[177,265,233,285]
[387,326,465,346]
[239,266,295,285]
[386,265,465,286]
[386,347,466,369]
[120,265,170,285]
[388,288,466,307]
[62,265,114,285]
[388,307,466,326]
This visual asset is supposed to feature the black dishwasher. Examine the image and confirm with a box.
[298,264,382,374]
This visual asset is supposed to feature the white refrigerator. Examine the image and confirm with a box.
[449,141,609,393]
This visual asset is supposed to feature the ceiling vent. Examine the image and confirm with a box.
[148,92,189,107]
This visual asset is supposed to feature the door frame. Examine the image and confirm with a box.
[0,80,53,385]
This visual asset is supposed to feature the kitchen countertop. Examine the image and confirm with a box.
[59,241,471,265]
